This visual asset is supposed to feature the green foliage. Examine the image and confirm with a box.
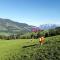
[49,29,56,36]
[55,27,60,35]
[20,33,31,39]
[0,27,60,39]
[0,35,60,60]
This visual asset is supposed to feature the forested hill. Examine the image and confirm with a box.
[0,18,33,35]
[0,18,59,36]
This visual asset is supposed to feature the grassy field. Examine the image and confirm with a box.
[0,35,60,60]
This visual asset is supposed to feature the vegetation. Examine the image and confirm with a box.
[0,18,33,35]
[0,27,60,40]
[0,18,60,39]
[0,18,60,60]
[0,35,60,60]
[20,27,60,39]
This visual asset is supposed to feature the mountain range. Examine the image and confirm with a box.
[0,18,33,35]
[0,18,59,35]
[39,24,59,30]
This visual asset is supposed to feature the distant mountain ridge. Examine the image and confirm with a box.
[39,24,59,30]
[0,18,59,35]
[0,18,33,35]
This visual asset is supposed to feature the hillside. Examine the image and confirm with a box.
[0,18,59,36]
[0,18,33,35]
[0,35,60,60]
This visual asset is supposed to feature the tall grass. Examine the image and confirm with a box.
[0,35,60,60]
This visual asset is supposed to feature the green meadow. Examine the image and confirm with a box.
[0,35,60,60]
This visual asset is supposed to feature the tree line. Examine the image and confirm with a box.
[0,27,60,40]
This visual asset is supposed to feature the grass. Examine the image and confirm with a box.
[0,35,60,60]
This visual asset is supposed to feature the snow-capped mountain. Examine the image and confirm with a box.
[39,24,59,30]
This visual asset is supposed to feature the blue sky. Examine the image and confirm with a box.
[0,0,60,26]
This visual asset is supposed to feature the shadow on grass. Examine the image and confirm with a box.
[22,44,38,48]
[22,42,49,48]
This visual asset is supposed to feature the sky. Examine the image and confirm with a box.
[0,0,60,26]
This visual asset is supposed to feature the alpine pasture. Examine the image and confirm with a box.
[0,35,60,60]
